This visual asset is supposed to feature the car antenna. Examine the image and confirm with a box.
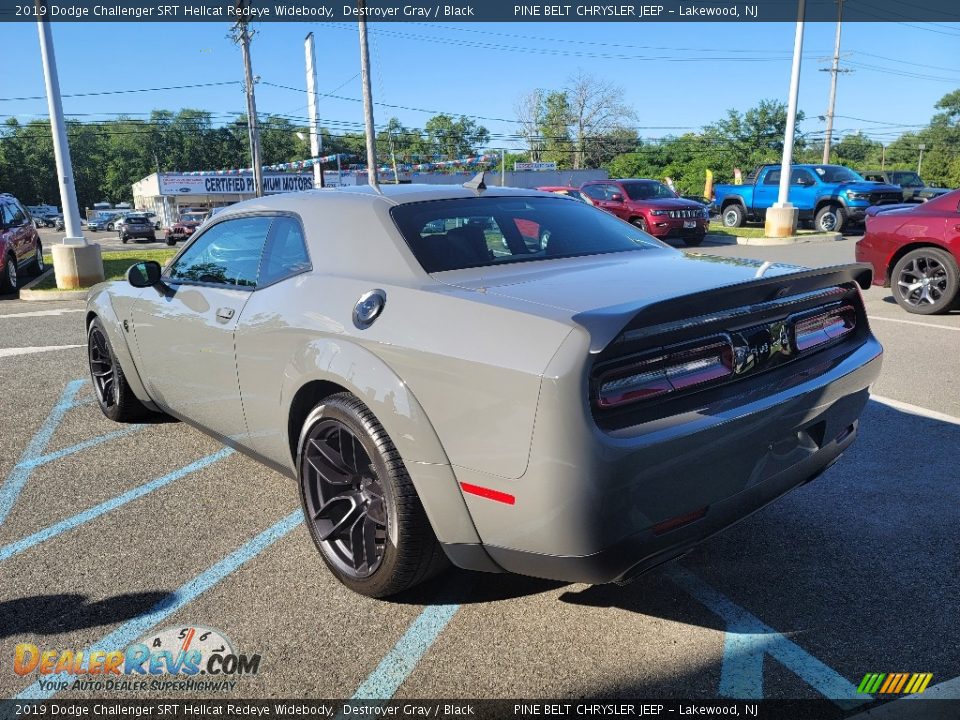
[464,171,487,194]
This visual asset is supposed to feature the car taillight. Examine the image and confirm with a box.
[793,304,857,352]
[596,336,734,408]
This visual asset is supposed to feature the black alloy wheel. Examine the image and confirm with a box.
[86,318,150,422]
[298,393,447,597]
[88,323,117,410]
[302,418,389,579]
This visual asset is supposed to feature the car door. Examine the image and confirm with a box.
[789,168,819,211]
[2,201,28,263]
[233,215,314,467]
[753,169,780,212]
[130,214,273,442]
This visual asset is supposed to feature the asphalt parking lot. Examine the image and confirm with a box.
[1,235,958,712]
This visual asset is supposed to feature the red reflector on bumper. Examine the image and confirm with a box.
[652,506,708,536]
[460,482,516,505]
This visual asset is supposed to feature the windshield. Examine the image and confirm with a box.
[621,181,678,201]
[181,213,206,223]
[813,166,864,183]
[891,171,924,187]
[391,196,661,273]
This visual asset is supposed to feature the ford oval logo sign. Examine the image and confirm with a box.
[178,187,191,193]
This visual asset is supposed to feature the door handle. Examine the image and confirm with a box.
[954,224,960,232]
[216,307,235,322]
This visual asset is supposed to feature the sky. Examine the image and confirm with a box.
[2,19,959,156]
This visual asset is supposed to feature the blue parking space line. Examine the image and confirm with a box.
[0,379,86,526]
[15,426,143,471]
[350,602,461,700]
[0,449,234,564]
[15,508,303,700]
[667,566,866,707]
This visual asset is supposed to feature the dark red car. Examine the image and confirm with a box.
[164,211,208,246]
[1,192,45,294]
[855,189,960,315]
[580,179,709,247]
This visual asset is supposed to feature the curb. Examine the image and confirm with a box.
[731,232,843,246]
[19,269,89,302]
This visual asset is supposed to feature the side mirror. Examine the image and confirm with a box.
[127,261,162,288]
[610,193,624,202]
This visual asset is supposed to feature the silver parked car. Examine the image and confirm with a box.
[86,182,883,597]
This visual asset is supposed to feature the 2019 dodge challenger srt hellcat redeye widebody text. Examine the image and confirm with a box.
[86,181,883,597]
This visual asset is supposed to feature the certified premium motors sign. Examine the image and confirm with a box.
[157,173,314,196]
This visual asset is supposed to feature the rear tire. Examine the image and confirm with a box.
[815,205,845,233]
[29,243,45,277]
[721,204,745,228]
[87,318,151,422]
[297,393,448,597]
[891,247,959,315]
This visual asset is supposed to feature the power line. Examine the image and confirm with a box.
[0,80,240,104]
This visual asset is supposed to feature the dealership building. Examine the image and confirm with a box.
[133,168,607,226]
[131,171,342,227]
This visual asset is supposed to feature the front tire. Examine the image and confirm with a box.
[631,217,649,233]
[684,233,705,247]
[891,247,959,315]
[722,204,745,228]
[87,318,150,422]
[815,205,845,233]
[297,393,447,597]
[166,237,176,246]
[1,254,17,293]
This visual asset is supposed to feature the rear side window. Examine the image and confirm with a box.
[391,196,660,273]
[258,216,311,286]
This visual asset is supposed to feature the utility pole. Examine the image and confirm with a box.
[881,144,886,170]
[765,0,805,238]
[389,131,400,184]
[501,149,506,187]
[304,32,324,189]
[35,0,103,288]
[357,0,378,190]
[234,3,263,197]
[821,0,846,164]
[918,143,926,175]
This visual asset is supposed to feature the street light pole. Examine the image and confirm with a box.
[765,0,806,238]
[917,143,926,175]
[35,0,103,288]
[357,0,379,190]
[822,0,844,164]
[36,7,83,245]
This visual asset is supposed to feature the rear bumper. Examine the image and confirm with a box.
[484,414,858,584]
[451,335,883,584]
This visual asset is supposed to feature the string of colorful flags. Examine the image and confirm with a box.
[179,152,503,177]
[181,153,351,176]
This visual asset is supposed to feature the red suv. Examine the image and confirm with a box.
[1,193,45,293]
[581,179,709,247]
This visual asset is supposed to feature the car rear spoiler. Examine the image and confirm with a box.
[572,263,873,355]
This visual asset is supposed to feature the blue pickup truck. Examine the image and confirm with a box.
[714,164,902,233]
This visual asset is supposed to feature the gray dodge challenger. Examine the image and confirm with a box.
[86,182,882,597]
